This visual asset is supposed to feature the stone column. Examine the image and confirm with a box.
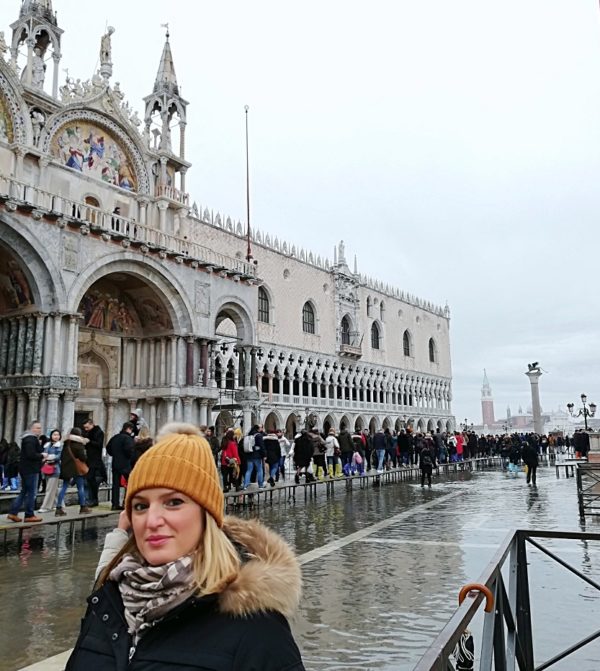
[525,369,544,435]
[105,400,117,439]
[169,336,178,386]
[62,391,77,435]
[66,315,78,375]
[15,317,26,375]
[14,146,25,182]
[4,392,16,442]
[32,313,45,375]
[138,199,149,226]
[182,396,193,423]
[268,374,274,402]
[0,391,4,440]
[200,340,209,386]
[238,348,245,387]
[157,200,168,233]
[6,318,16,375]
[160,338,167,386]
[165,397,176,423]
[42,313,53,374]
[242,407,253,436]
[14,391,27,439]
[208,343,217,388]
[128,398,139,417]
[38,156,51,191]
[186,337,194,386]
[23,315,35,373]
[27,388,41,425]
[135,339,142,386]
[52,52,61,99]
[146,397,157,436]
[25,37,35,87]
[45,389,60,431]
[148,339,155,387]
[243,346,253,388]
[52,314,62,373]
[250,349,257,388]
[0,319,8,375]
[199,399,208,426]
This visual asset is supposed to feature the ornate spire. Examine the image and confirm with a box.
[482,369,492,397]
[154,28,179,95]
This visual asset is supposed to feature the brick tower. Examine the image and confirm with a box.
[481,369,495,429]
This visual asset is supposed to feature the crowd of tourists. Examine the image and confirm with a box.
[1,416,592,522]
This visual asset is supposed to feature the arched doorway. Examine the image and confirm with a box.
[323,414,335,435]
[215,410,234,437]
[76,271,178,435]
[369,416,378,434]
[285,412,298,439]
[354,415,365,433]
[263,411,281,432]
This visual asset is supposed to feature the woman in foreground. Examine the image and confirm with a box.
[66,423,305,670]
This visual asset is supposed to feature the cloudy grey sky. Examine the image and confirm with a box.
[32,0,600,423]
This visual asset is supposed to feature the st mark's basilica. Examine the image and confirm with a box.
[0,0,454,440]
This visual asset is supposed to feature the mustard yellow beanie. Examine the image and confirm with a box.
[125,422,224,527]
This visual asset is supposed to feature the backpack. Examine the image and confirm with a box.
[421,451,432,467]
[243,435,255,453]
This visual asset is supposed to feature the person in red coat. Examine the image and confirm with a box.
[220,429,240,492]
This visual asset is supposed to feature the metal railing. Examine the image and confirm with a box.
[0,174,256,278]
[576,463,600,518]
[414,528,600,670]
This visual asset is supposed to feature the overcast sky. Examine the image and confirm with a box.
[30,0,600,423]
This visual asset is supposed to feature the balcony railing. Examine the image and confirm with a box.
[0,174,256,279]
[156,184,190,206]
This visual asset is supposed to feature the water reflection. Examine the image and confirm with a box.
[1,468,600,670]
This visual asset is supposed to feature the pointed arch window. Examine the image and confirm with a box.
[371,322,381,350]
[258,287,270,323]
[341,316,351,345]
[403,330,412,357]
[429,337,437,363]
[366,296,373,317]
[302,302,315,334]
[380,300,386,322]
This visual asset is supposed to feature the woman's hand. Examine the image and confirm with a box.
[117,510,131,532]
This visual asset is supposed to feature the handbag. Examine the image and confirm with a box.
[66,444,89,476]
[41,463,55,476]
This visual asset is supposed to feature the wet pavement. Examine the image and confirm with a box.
[3,465,600,671]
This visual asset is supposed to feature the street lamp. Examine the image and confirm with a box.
[567,393,597,431]
[460,418,473,432]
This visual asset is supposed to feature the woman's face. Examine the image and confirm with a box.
[130,488,204,566]
[51,430,61,443]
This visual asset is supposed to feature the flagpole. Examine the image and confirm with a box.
[244,105,253,263]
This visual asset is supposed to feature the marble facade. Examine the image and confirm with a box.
[0,1,454,440]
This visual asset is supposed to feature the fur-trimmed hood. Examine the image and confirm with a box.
[218,516,302,619]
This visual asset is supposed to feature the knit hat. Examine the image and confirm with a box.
[125,422,224,527]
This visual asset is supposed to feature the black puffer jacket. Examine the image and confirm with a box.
[19,432,43,476]
[106,430,135,474]
[65,517,305,671]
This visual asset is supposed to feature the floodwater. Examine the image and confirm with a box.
[2,466,600,671]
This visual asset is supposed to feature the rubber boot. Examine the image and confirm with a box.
[335,463,343,478]
[327,465,334,478]
[317,466,325,480]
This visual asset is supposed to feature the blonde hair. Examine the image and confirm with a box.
[98,510,240,597]
[137,425,151,441]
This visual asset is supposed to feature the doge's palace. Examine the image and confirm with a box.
[0,0,454,440]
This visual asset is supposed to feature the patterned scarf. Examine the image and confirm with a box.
[109,553,197,645]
